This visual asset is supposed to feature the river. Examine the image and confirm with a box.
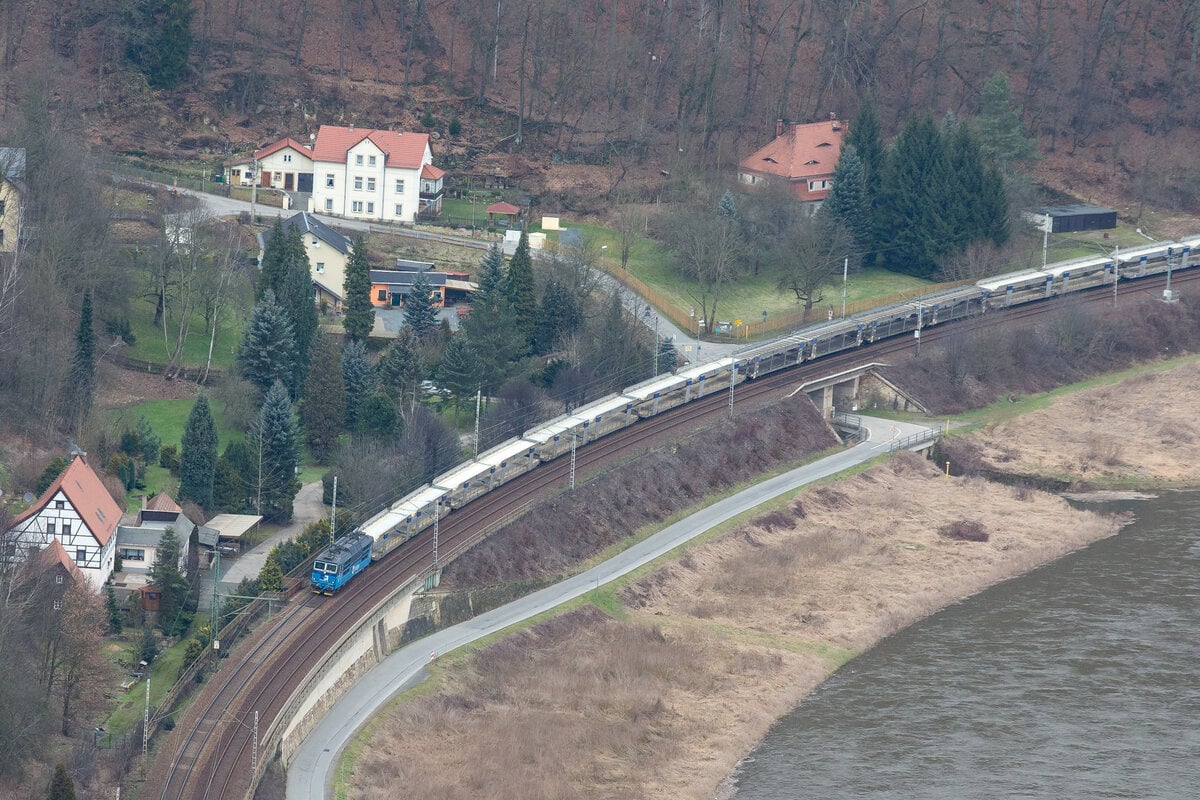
[730,492,1200,799]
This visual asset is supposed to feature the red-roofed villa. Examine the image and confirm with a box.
[737,116,847,208]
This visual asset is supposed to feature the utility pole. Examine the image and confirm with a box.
[252,710,259,777]
[728,363,737,419]
[250,157,259,224]
[433,500,440,571]
[474,388,482,457]
[142,676,150,760]
[330,476,338,545]
[569,433,578,493]
[1113,245,1120,307]
[841,257,849,319]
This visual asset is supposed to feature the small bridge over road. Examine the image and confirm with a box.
[786,362,928,418]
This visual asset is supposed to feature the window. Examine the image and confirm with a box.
[53,600,62,611]
[325,198,333,211]
[351,201,364,213]
[76,548,85,562]
[354,176,363,190]
[316,262,325,274]
[283,153,293,163]
[0,230,4,246]
[312,238,320,247]
[62,522,71,537]
[368,155,377,166]
[366,202,374,214]
[355,154,364,165]
[55,500,65,509]
[394,204,403,217]
[325,174,335,188]
[55,574,63,584]
[47,520,56,536]
[119,548,146,562]
[366,178,376,192]
[395,179,405,193]
[377,289,387,301]
[0,199,6,214]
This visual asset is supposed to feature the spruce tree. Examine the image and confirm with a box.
[258,555,284,593]
[877,117,952,278]
[534,275,582,354]
[980,164,1010,246]
[126,0,193,89]
[717,189,738,221]
[341,340,376,430]
[179,393,218,509]
[258,220,289,299]
[60,290,96,432]
[847,97,887,258]
[438,333,483,424]
[137,415,161,466]
[300,336,347,462]
[149,527,189,634]
[211,454,246,513]
[47,762,76,800]
[342,236,375,341]
[278,227,318,394]
[476,243,505,297]
[819,145,870,255]
[976,71,1037,173]
[376,329,423,415]
[105,585,123,634]
[237,289,298,395]
[657,337,678,373]
[355,393,400,438]
[248,381,300,523]
[504,230,537,346]
[403,269,439,342]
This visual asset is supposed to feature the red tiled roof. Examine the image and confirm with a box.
[421,163,445,180]
[738,120,846,187]
[486,201,520,215]
[311,125,430,170]
[37,540,85,584]
[145,493,181,513]
[12,455,122,547]
[254,137,313,161]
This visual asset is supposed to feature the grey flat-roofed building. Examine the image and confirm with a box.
[1031,204,1118,233]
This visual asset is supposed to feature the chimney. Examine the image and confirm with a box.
[775,118,784,138]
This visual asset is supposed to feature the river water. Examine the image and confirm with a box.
[731,492,1200,799]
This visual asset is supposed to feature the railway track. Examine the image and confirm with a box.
[146,269,1196,799]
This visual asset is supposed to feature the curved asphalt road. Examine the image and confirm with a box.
[287,414,935,799]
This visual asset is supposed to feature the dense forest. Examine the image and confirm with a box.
[1,1,1199,208]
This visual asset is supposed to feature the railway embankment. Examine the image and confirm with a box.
[335,358,1200,800]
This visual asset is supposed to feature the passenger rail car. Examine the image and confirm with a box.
[314,234,1200,597]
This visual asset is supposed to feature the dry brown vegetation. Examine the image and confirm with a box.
[349,453,1123,800]
[959,360,1200,486]
[883,296,1200,414]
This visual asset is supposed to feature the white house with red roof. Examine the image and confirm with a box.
[225,137,315,193]
[308,124,442,223]
[8,453,121,591]
[737,116,847,208]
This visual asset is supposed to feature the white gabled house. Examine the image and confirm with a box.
[309,124,441,223]
[7,453,120,591]
[225,137,315,192]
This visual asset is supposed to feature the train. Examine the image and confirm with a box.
[311,233,1200,594]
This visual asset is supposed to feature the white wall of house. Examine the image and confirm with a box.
[12,492,115,590]
[305,237,351,307]
[258,148,314,191]
[310,141,432,224]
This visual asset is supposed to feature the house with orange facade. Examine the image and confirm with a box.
[737,116,847,209]
[368,261,477,308]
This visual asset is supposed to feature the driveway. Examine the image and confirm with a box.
[217,481,326,591]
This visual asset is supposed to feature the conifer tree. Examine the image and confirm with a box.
[105,585,122,634]
[258,220,289,299]
[975,72,1038,173]
[403,269,439,342]
[504,230,537,345]
[877,117,952,278]
[376,329,423,416]
[847,97,886,258]
[534,275,582,354]
[258,555,284,593]
[819,145,870,255]
[341,340,376,429]
[47,762,76,800]
[717,189,738,221]
[149,527,189,633]
[60,290,96,433]
[126,0,193,89]
[278,227,318,393]
[137,415,161,465]
[179,393,218,509]
[476,243,505,297]
[300,335,346,462]
[247,381,300,523]
[211,453,246,513]
[355,393,400,438]
[342,236,375,341]
[438,333,483,424]
[657,337,678,373]
[237,289,298,395]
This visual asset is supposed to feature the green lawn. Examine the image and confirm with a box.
[124,302,246,373]
[105,633,191,735]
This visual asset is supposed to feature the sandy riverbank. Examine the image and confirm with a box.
[343,362,1199,800]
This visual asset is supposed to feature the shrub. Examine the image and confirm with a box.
[448,116,462,136]
[421,108,435,127]
[937,520,989,542]
[160,444,180,473]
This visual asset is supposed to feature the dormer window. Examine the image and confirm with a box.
[804,160,819,165]
[816,142,832,147]
[763,157,777,164]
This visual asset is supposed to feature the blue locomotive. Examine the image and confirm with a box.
[311,532,374,595]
